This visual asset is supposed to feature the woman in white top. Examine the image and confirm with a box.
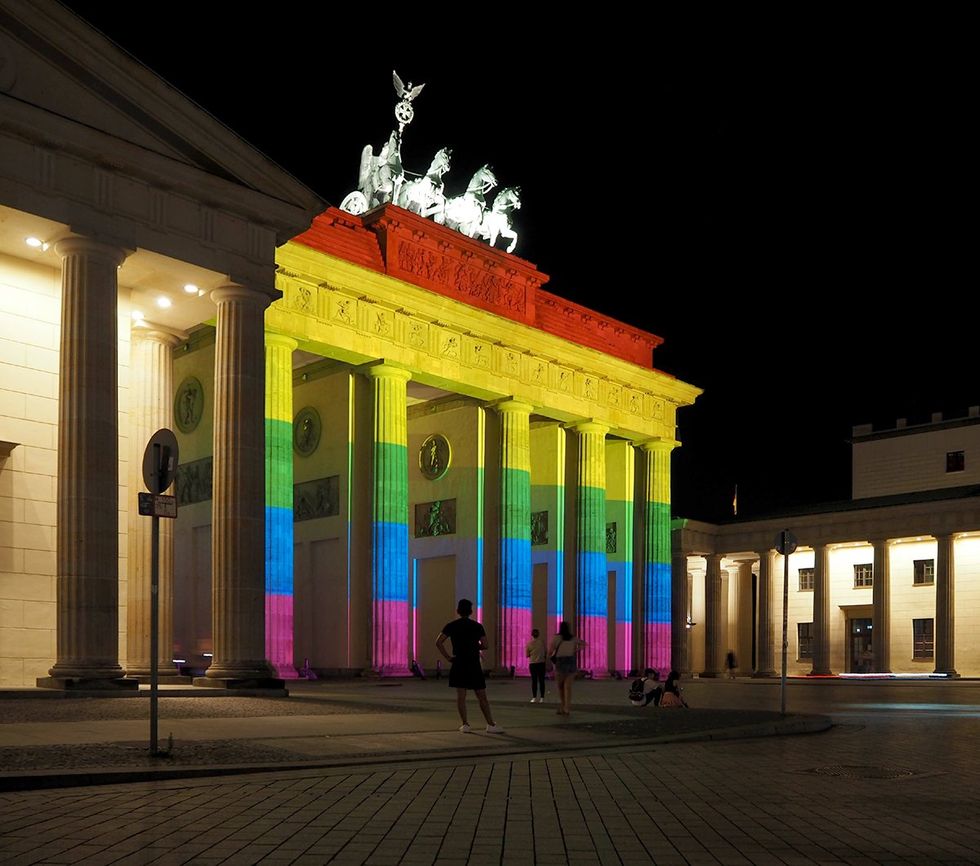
[548,621,585,716]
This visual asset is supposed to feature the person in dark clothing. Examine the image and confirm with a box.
[641,667,663,706]
[436,598,504,733]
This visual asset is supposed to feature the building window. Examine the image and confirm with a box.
[853,563,873,588]
[798,622,814,660]
[913,619,934,659]
[798,567,814,591]
[947,451,965,473]
[913,559,935,585]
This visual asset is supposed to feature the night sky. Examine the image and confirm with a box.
[58,6,974,522]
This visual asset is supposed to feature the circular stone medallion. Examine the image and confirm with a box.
[174,376,204,434]
[293,407,322,457]
[419,434,451,480]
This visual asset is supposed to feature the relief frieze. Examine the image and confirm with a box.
[396,240,526,314]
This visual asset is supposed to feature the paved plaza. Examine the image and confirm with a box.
[2,678,979,864]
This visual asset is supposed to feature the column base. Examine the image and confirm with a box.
[807,669,835,676]
[125,674,194,685]
[192,676,287,692]
[270,664,300,679]
[752,670,776,678]
[935,669,960,678]
[37,676,138,691]
[699,671,723,678]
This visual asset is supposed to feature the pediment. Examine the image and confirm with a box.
[0,1,320,214]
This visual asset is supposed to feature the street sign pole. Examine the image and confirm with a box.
[142,430,178,756]
[150,460,160,754]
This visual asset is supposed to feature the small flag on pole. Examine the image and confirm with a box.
[733,484,738,517]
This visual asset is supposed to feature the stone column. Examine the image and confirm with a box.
[573,421,608,676]
[810,543,833,675]
[39,236,134,689]
[641,438,676,674]
[265,333,299,678]
[872,538,891,673]
[197,284,278,688]
[498,400,533,674]
[754,550,775,676]
[126,325,183,681]
[735,560,754,673]
[700,553,724,676]
[935,534,957,676]
[367,363,412,676]
[671,552,689,676]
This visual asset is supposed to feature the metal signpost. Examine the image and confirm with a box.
[774,529,798,716]
[140,428,178,754]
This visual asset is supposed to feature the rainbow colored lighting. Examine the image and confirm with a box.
[606,463,634,674]
[498,401,533,673]
[643,440,674,673]
[265,334,298,678]
[575,423,608,675]
[370,364,412,675]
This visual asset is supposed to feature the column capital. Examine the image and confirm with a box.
[210,283,271,309]
[364,361,412,382]
[494,398,534,416]
[264,332,299,352]
[54,234,132,267]
[131,323,186,347]
[639,437,680,453]
[568,419,609,437]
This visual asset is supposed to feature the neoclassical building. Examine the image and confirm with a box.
[0,1,700,688]
[676,411,980,678]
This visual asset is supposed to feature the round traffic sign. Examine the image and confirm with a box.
[774,529,798,556]
[142,428,179,494]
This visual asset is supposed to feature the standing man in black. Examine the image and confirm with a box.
[436,599,504,733]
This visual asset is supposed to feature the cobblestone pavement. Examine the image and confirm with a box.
[1,680,979,864]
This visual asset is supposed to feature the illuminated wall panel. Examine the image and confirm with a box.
[606,440,634,675]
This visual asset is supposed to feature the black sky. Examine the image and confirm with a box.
[57,5,975,522]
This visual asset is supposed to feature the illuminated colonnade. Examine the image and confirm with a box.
[252,206,700,678]
[676,520,980,677]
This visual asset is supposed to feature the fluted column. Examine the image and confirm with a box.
[265,333,299,678]
[200,284,275,685]
[641,438,676,673]
[498,400,533,674]
[701,553,724,676]
[40,237,132,688]
[671,552,689,676]
[735,561,754,672]
[126,326,182,679]
[754,550,775,676]
[872,539,891,673]
[573,421,608,675]
[368,363,412,675]
[809,543,832,675]
[935,534,957,676]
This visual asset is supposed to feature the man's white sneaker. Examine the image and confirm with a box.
[486,724,505,733]
[458,724,471,733]
[530,697,537,703]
